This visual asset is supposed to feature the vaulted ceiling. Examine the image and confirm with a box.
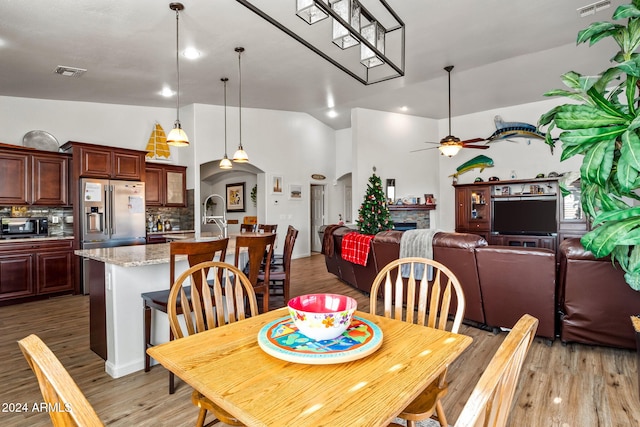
[0,0,624,129]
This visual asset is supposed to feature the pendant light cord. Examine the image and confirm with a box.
[446,66,453,135]
[223,78,228,154]
[237,48,243,149]
[175,7,181,123]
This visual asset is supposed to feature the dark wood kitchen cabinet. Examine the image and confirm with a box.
[0,147,69,206]
[145,163,186,207]
[0,239,74,304]
[61,141,146,181]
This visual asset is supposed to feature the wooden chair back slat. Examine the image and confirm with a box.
[18,334,104,427]
[372,257,465,333]
[454,314,538,427]
[168,261,259,339]
[235,234,275,312]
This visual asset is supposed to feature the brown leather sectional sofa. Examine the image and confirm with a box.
[320,226,640,348]
[558,239,640,349]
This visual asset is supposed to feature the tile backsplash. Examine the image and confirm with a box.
[0,206,74,237]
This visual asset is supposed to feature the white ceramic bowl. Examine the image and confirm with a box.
[287,293,357,341]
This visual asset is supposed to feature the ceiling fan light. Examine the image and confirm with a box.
[439,144,462,157]
[166,121,189,146]
[219,155,233,169]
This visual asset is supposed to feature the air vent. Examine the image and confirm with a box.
[577,0,611,17]
[53,66,87,78]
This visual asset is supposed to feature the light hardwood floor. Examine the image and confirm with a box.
[1,254,638,426]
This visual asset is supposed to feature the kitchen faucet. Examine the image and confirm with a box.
[202,194,227,238]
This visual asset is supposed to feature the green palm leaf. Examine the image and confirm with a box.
[554,105,628,129]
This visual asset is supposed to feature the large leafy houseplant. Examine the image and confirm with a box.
[539,1,640,290]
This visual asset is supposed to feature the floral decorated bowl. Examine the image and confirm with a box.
[287,294,357,341]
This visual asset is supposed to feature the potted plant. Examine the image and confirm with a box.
[539,1,640,291]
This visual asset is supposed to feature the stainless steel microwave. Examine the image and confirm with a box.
[0,217,48,238]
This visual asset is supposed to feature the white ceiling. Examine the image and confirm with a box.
[0,0,624,130]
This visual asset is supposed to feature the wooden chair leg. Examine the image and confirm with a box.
[144,305,151,372]
[406,421,417,427]
[435,400,447,427]
[263,291,269,313]
[195,407,207,427]
[169,327,176,394]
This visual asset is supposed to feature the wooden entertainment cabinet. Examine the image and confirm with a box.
[454,177,589,252]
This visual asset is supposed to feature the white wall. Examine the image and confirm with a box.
[0,95,338,258]
[188,103,337,257]
[435,98,583,231]
[351,108,441,228]
[0,95,181,162]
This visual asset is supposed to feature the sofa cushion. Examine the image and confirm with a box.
[476,246,556,339]
[559,238,640,349]
[433,232,488,324]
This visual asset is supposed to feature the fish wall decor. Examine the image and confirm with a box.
[486,116,547,144]
[450,155,494,180]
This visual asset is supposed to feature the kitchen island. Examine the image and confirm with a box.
[76,236,235,378]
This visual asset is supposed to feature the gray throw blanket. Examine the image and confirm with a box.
[399,229,438,279]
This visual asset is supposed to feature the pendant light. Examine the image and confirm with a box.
[166,2,189,147]
[219,78,233,170]
[438,65,462,157]
[232,47,249,163]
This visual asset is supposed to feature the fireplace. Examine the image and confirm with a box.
[394,222,417,231]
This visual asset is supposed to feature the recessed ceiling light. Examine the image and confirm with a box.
[160,87,175,97]
[327,110,338,118]
[182,48,201,59]
[400,106,408,112]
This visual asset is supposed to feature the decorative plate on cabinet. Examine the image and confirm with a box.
[22,130,59,152]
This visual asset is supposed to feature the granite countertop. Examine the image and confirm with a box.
[0,236,73,244]
[75,235,234,267]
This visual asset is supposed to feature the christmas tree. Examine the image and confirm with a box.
[356,170,394,235]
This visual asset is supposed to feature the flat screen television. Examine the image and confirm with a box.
[492,199,557,235]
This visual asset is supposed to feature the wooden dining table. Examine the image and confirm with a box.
[147,307,473,427]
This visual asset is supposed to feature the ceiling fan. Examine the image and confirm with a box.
[412,65,489,157]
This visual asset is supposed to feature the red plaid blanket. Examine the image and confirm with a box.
[341,232,375,266]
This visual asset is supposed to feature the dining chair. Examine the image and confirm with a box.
[18,334,104,427]
[141,238,229,394]
[240,223,256,233]
[259,226,298,304]
[258,223,278,233]
[390,314,539,427]
[271,225,295,265]
[370,257,466,427]
[235,233,275,313]
[167,261,259,427]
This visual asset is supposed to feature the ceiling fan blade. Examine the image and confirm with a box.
[410,146,438,153]
[420,141,440,146]
[461,137,485,144]
[463,144,490,149]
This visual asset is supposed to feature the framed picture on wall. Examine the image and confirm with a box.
[272,175,284,195]
[289,184,302,200]
[226,182,246,212]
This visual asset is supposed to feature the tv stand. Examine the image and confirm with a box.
[454,176,589,252]
[491,234,556,250]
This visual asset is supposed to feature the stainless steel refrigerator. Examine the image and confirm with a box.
[80,178,146,293]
